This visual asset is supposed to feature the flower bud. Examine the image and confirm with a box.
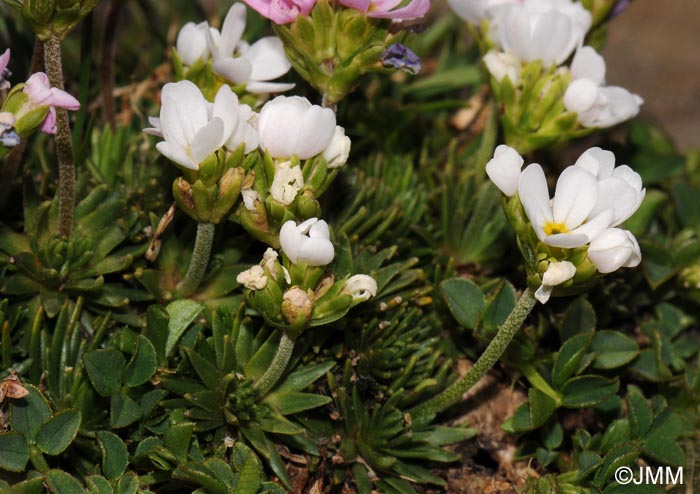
[236,265,268,290]
[322,126,351,168]
[485,144,524,197]
[587,228,640,273]
[282,287,314,333]
[534,260,576,304]
[279,218,334,266]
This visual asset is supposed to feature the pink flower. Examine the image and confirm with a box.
[0,48,11,90]
[242,0,316,24]
[22,72,80,135]
[339,0,430,19]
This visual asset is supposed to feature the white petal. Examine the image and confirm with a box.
[212,58,253,84]
[518,164,553,240]
[535,284,553,304]
[623,230,641,267]
[602,86,643,126]
[343,274,378,302]
[295,105,337,159]
[612,164,643,191]
[220,3,247,57]
[568,209,614,243]
[156,141,198,170]
[574,147,615,179]
[590,177,638,226]
[552,166,598,230]
[176,22,210,65]
[571,46,606,85]
[190,117,224,164]
[541,260,577,286]
[531,10,574,66]
[242,37,292,81]
[486,144,524,197]
[297,217,319,234]
[279,220,303,263]
[587,228,635,273]
[564,78,600,115]
[500,6,532,61]
[298,237,335,266]
[544,233,589,248]
[244,81,296,94]
[308,219,331,239]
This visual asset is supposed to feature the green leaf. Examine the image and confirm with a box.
[163,422,195,463]
[561,376,619,408]
[231,443,263,494]
[482,281,517,332]
[511,387,557,432]
[84,349,126,396]
[592,444,640,488]
[424,426,477,446]
[165,299,204,355]
[552,333,593,390]
[275,361,335,393]
[96,431,128,480]
[85,475,114,494]
[591,331,639,369]
[263,392,331,415]
[110,394,142,428]
[116,472,139,494]
[45,470,85,494]
[672,182,700,228]
[10,384,51,442]
[643,410,683,466]
[36,410,81,455]
[124,335,158,387]
[626,391,653,438]
[561,297,596,340]
[145,305,170,366]
[0,433,29,471]
[440,278,486,330]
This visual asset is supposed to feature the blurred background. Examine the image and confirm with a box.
[603,0,700,150]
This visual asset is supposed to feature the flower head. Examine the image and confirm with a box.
[279,218,335,266]
[493,0,592,66]
[205,4,295,93]
[236,265,268,290]
[339,0,430,20]
[381,43,422,75]
[564,47,643,128]
[243,0,316,24]
[258,96,336,160]
[21,72,80,134]
[151,81,249,170]
[270,161,304,205]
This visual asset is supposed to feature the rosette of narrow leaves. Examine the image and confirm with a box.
[272,0,406,105]
[2,0,100,41]
[0,184,149,320]
[155,308,333,486]
[317,361,476,494]
[0,470,153,494]
[172,443,286,494]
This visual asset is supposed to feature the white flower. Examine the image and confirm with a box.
[279,218,335,266]
[343,275,378,302]
[564,46,643,128]
[270,162,304,205]
[207,3,294,94]
[154,81,238,170]
[241,189,261,211]
[258,96,337,160]
[534,260,576,303]
[143,116,162,137]
[494,0,592,66]
[574,147,645,226]
[518,163,613,248]
[176,21,215,65]
[236,265,268,290]
[517,147,644,249]
[486,144,524,196]
[322,126,352,168]
[483,50,522,85]
[587,228,641,274]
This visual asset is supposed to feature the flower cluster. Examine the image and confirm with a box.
[0,48,80,157]
[244,0,429,24]
[237,218,377,335]
[487,144,643,302]
[174,3,294,97]
[448,0,642,151]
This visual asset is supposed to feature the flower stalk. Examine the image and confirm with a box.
[43,35,75,237]
[409,287,537,423]
[254,331,295,396]
[176,222,216,297]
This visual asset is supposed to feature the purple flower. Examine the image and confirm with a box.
[0,48,11,90]
[23,72,80,135]
[339,0,430,20]
[381,43,421,74]
[609,0,630,19]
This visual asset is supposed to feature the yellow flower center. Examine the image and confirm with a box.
[543,222,569,236]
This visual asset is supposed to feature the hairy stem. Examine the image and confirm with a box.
[176,222,215,297]
[43,35,76,237]
[254,332,295,396]
[409,288,537,422]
